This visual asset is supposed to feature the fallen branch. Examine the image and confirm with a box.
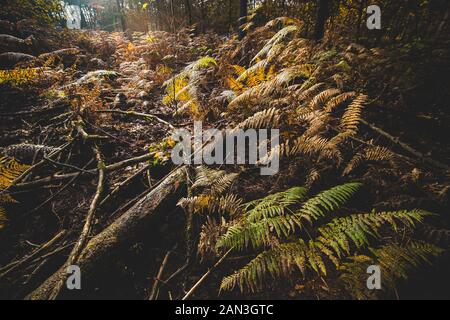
[149,248,175,300]
[182,249,232,300]
[0,141,72,195]
[24,159,95,217]
[0,230,67,279]
[48,145,106,300]
[26,166,186,300]
[99,164,150,208]
[15,153,156,189]
[75,122,108,141]
[95,109,175,130]
[360,119,450,171]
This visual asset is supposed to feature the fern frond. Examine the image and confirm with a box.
[191,166,238,197]
[245,187,308,222]
[236,59,268,85]
[316,209,430,258]
[309,88,341,110]
[217,213,304,251]
[178,193,242,217]
[299,110,330,137]
[261,65,308,96]
[213,194,243,216]
[305,169,320,188]
[338,94,367,136]
[264,17,303,29]
[298,182,362,223]
[0,156,29,189]
[251,25,299,63]
[211,172,239,195]
[198,216,230,259]
[234,108,280,130]
[0,192,18,204]
[281,135,342,163]
[220,209,431,292]
[162,56,216,109]
[220,240,309,292]
[324,92,356,113]
[228,65,304,110]
[343,146,396,175]
[0,206,7,230]
[339,241,443,299]
[296,82,325,104]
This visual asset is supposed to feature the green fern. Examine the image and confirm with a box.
[218,183,437,294]
[217,183,361,251]
[298,182,362,223]
[339,241,443,299]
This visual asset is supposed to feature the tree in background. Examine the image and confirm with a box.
[238,0,248,39]
[116,0,127,31]
[314,0,331,40]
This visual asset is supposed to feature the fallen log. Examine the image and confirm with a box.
[0,52,35,69]
[26,166,186,300]
[0,34,34,54]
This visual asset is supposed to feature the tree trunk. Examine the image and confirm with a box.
[314,0,331,40]
[26,167,186,300]
[185,0,192,25]
[238,0,248,40]
[355,0,365,41]
[115,0,127,31]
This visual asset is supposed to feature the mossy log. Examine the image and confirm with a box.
[26,167,186,300]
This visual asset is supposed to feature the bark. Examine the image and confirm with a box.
[0,52,34,69]
[238,0,248,40]
[26,167,186,300]
[115,0,127,32]
[314,0,331,40]
[185,0,193,25]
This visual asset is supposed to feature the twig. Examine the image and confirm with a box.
[84,119,133,146]
[75,123,108,140]
[0,230,67,279]
[25,159,94,215]
[95,109,175,130]
[0,141,72,195]
[149,248,174,300]
[48,145,106,300]
[15,153,156,189]
[360,119,450,171]
[99,164,150,208]
[182,249,232,300]
[43,155,93,174]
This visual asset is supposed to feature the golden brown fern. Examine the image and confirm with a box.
[324,91,356,113]
[234,108,280,130]
[296,82,325,104]
[339,94,367,135]
[198,216,231,259]
[0,206,6,230]
[328,94,367,146]
[343,146,397,175]
[309,88,341,110]
[299,110,330,137]
[0,156,29,230]
[0,156,30,189]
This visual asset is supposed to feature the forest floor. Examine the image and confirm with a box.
[0,20,449,299]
